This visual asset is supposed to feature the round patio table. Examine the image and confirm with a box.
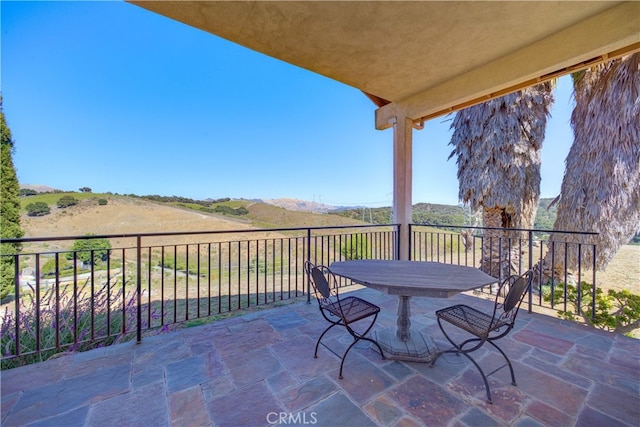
[330,260,497,362]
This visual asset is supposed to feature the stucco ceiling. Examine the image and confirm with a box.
[129,1,639,127]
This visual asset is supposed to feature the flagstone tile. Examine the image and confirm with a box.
[562,350,639,396]
[512,328,574,355]
[0,355,72,396]
[393,416,423,427]
[332,353,396,405]
[207,381,283,427]
[1,290,638,427]
[574,330,614,353]
[510,361,587,416]
[381,360,415,381]
[586,382,640,425]
[132,363,164,388]
[224,347,284,387]
[609,344,640,372]
[476,385,527,424]
[277,376,338,412]
[27,405,90,427]
[576,406,629,427]
[87,381,169,426]
[271,334,339,382]
[264,309,308,330]
[133,334,191,366]
[266,367,300,392]
[524,398,575,426]
[513,416,546,427]
[459,408,501,427]
[363,394,404,426]
[214,318,283,358]
[166,354,208,393]
[304,392,376,427]
[4,364,130,426]
[168,385,211,427]
[66,349,133,379]
[521,354,592,389]
[201,375,235,402]
[388,375,466,426]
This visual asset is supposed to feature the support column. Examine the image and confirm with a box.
[393,116,413,260]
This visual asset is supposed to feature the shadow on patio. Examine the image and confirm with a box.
[1,286,638,427]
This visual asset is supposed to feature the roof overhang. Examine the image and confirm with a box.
[128,1,640,129]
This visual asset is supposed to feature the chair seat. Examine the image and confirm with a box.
[436,304,509,338]
[322,296,380,323]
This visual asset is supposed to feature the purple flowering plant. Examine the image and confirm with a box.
[1,277,160,369]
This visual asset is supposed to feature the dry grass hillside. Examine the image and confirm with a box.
[20,195,368,251]
[22,197,250,237]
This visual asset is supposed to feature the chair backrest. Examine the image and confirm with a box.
[493,270,534,326]
[305,261,336,303]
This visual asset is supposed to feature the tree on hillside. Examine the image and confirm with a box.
[57,195,78,208]
[0,97,25,300]
[19,188,37,196]
[25,202,51,217]
[448,82,554,278]
[547,53,640,272]
[67,235,111,265]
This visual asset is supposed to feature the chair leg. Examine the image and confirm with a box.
[460,352,493,404]
[338,313,384,379]
[348,312,385,360]
[360,336,385,360]
[314,322,339,358]
[338,338,359,379]
[434,318,494,403]
[488,340,517,386]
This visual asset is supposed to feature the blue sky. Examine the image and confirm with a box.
[2,1,574,207]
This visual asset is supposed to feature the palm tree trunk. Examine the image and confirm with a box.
[480,206,519,280]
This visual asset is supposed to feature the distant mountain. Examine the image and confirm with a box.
[19,184,63,193]
[258,198,337,213]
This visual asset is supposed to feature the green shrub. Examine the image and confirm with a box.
[19,189,37,196]
[57,195,78,208]
[341,235,371,260]
[214,205,248,216]
[41,256,73,278]
[25,202,50,216]
[66,235,111,265]
[98,199,108,205]
[544,282,640,335]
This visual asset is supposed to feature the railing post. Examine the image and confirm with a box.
[527,230,533,313]
[306,228,311,303]
[13,255,20,356]
[592,245,597,320]
[136,235,142,343]
[395,224,401,260]
[408,224,413,261]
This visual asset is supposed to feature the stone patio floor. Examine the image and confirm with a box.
[1,286,639,427]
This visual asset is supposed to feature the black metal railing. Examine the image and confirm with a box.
[1,222,601,366]
[410,223,599,317]
[0,225,397,366]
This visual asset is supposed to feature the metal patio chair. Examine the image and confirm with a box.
[305,261,385,379]
[430,270,534,403]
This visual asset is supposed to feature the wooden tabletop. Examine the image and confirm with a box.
[330,260,498,298]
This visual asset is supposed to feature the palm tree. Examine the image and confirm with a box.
[546,53,639,273]
[449,82,554,279]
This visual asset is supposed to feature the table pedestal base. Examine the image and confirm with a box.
[372,327,439,363]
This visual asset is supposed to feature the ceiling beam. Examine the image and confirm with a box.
[375,1,640,129]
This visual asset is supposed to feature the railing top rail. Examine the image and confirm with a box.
[0,223,400,244]
[410,223,599,236]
